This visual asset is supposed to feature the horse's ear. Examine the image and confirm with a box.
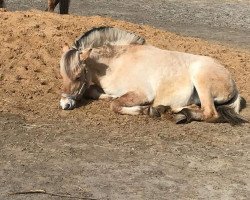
[62,43,70,53]
[80,48,92,61]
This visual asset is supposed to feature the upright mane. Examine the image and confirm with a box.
[72,26,146,50]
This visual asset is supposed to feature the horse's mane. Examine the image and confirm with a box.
[72,26,146,50]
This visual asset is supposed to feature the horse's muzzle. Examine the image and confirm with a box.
[60,83,87,110]
[60,96,76,110]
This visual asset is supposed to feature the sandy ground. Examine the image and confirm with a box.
[0,7,250,200]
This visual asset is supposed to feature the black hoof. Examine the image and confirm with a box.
[156,105,171,115]
[175,108,192,124]
[149,107,161,118]
[175,114,188,124]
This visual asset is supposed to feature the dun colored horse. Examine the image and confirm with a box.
[59,27,247,125]
[47,0,70,14]
[0,0,70,14]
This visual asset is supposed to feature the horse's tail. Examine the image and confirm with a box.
[216,94,248,125]
[59,0,70,14]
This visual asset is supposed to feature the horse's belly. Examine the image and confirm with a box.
[153,76,194,108]
[100,74,155,101]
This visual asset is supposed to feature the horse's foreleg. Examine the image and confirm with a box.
[84,85,114,100]
[110,91,150,115]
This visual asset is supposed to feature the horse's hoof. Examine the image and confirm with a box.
[175,114,188,124]
[149,107,161,118]
[155,105,171,115]
[175,108,192,124]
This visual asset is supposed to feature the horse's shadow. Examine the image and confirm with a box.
[75,97,94,109]
[75,85,107,109]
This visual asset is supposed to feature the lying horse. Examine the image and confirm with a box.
[59,27,247,125]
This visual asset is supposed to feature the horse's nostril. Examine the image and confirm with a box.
[63,103,70,110]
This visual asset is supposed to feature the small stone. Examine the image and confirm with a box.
[15,75,22,81]
[41,80,47,85]
[0,74,4,81]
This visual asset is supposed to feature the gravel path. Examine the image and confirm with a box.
[4,0,250,49]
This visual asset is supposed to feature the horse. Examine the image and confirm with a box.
[0,0,70,14]
[47,0,70,14]
[59,27,248,125]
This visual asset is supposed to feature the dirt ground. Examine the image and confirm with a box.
[0,8,249,200]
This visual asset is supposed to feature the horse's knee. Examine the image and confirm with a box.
[110,101,121,113]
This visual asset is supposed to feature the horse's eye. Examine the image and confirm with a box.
[75,76,81,81]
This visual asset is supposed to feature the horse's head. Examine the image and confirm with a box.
[59,44,92,110]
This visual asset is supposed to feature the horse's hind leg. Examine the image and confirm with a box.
[0,0,5,8]
[190,66,221,122]
[59,0,70,14]
[190,86,219,123]
[47,0,60,12]
[110,91,150,115]
[173,105,204,124]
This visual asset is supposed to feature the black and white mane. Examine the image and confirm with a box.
[72,26,146,50]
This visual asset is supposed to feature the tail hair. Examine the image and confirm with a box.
[216,94,248,125]
[240,96,247,112]
[217,105,248,125]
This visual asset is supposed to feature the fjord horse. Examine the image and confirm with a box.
[59,27,247,125]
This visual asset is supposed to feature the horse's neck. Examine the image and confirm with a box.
[86,56,111,85]
[87,45,137,86]
[87,45,124,81]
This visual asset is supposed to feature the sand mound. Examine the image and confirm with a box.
[0,10,249,121]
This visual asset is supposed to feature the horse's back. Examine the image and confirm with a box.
[130,45,237,108]
[99,44,237,109]
[101,45,195,104]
